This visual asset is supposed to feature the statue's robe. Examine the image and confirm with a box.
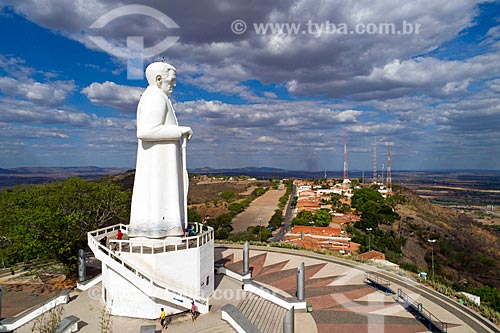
[128,85,187,238]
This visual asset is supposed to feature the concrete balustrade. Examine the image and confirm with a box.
[89,223,214,254]
[0,290,71,332]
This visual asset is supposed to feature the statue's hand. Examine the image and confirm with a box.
[180,126,193,140]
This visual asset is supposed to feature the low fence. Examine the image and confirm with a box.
[397,288,448,333]
[0,290,71,332]
[243,279,306,311]
[364,272,395,295]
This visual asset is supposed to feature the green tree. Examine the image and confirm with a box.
[247,226,271,241]
[228,202,246,213]
[351,188,384,213]
[268,209,283,229]
[252,187,267,197]
[215,228,229,239]
[291,210,314,226]
[314,208,332,227]
[0,178,129,274]
[220,191,235,201]
[351,187,399,229]
[188,209,202,223]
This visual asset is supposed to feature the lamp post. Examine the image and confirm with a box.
[259,217,262,242]
[428,239,436,280]
[366,227,373,252]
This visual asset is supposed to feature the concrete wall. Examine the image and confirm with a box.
[103,264,176,319]
[199,240,215,298]
[101,240,214,318]
[118,240,214,297]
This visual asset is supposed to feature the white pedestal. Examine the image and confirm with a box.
[101,239,214,318]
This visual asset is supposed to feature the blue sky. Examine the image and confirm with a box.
[0,0,499,171]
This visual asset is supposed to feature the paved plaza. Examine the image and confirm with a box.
[11,245,500,333]
[218,245,498,333]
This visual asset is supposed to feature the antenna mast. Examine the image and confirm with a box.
[372,137,377,184]
[343,130,348,180]
[387,142,392,191]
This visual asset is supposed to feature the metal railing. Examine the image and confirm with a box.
[87,223,213,312]
[397,288,448,333]
[364,272,394,295]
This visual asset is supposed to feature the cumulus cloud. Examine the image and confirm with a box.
[0,123,70,140]
[2,0,500,170]
[177,99,362,130]
[81,81,143,113]
[257,136,279,143]
[4,0,490,100]
[0,76,76,107]
[0,98,91,125]
[0,55,86,125]
[263,91,277,99]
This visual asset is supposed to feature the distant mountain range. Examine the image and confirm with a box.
[0,166,129,175]
[189,166,332,179]
[0,166,129,189]
[1,166,500,190]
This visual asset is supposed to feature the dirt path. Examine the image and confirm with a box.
[231,188,285,233]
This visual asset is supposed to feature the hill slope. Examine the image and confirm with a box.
[395,186,500,288]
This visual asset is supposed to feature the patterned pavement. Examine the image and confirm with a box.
[215,247,474,333]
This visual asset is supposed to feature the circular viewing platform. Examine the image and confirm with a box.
[88,222,214,254]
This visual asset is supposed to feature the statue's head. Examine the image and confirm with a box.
[145,62,177,95]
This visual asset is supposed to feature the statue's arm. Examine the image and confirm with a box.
[136,92,183,141]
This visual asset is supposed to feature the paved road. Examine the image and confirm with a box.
[270,184,295,242]
[231,188,285,233]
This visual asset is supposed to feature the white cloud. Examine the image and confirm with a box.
[2,0,500,170]
[0,98,91,125]
[177,99,363,131]
[263,91,277,99]
[81,81,143,113]
[6,0,489,100]
[257,136,279,143]
[0,122,70,139]
[0,77,75,106]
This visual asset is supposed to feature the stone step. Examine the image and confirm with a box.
[236,292,286,333]
[236,292,252,314]
[193,322,235,333]
[241,294,259,318]
[270,306,287,333]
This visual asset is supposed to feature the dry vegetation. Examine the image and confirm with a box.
[395,186,500,288]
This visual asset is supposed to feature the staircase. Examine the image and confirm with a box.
[237,293,287,333]
[192,323,236,333]
[87,223,212,313]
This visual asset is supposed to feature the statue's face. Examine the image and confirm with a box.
[161,69,176,95]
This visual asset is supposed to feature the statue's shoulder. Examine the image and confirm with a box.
[139,86,168,105]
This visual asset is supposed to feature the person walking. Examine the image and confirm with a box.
[114,229,123,251]
[191,301,197,322]
[160,308,167,330]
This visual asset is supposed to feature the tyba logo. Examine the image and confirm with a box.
[88,5,180,79]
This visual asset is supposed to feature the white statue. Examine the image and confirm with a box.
[128,62,192,238]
